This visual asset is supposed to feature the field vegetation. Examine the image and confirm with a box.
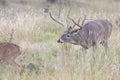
[0,0,120,80]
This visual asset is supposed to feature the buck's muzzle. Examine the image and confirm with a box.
[57,39,63,43]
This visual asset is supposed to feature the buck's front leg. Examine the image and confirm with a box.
[92,43,97,63]
[81,47,87,65]
[81,47,87,80]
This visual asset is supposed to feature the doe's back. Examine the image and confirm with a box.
[0,42,21,61]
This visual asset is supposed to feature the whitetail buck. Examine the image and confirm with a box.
[0,42,21,68]
[49,12,112,60]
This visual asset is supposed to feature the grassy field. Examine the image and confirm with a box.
[0,0,120,80]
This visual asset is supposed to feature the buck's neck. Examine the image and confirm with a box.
[72,29,89,49]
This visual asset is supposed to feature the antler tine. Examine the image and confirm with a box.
[49,12,67,28]
[68,17,75,27]
[69,17,82,28]
[81,15,86,26]
[77,17,81,24]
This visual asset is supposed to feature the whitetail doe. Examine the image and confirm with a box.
[0,42,21,68]
[0,28,21,69]
[49,12,112,60]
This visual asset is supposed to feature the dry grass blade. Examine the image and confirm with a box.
[8,28,15,43]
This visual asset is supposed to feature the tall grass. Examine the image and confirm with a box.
[0,0,120,80]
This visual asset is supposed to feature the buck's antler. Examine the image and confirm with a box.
[69,17,82,28]
[81,15,86,26]
[49,12,67,28]
[69,15,87,28]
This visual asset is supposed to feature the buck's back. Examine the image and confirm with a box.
[83,19,112,39]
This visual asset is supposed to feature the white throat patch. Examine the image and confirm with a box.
[59,39,64,43]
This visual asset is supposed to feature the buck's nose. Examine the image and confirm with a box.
[57,39,63,43]
[57,39,61,43]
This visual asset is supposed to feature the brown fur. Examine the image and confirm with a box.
[0,42,21,68]
[57,19,113,59]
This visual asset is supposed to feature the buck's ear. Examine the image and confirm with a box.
[67,26,73,33]
[68,26,72,30]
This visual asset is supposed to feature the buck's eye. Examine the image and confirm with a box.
[66,34,70,38]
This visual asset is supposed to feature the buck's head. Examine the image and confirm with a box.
[49,12,86,44]
[57,26,75,43]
